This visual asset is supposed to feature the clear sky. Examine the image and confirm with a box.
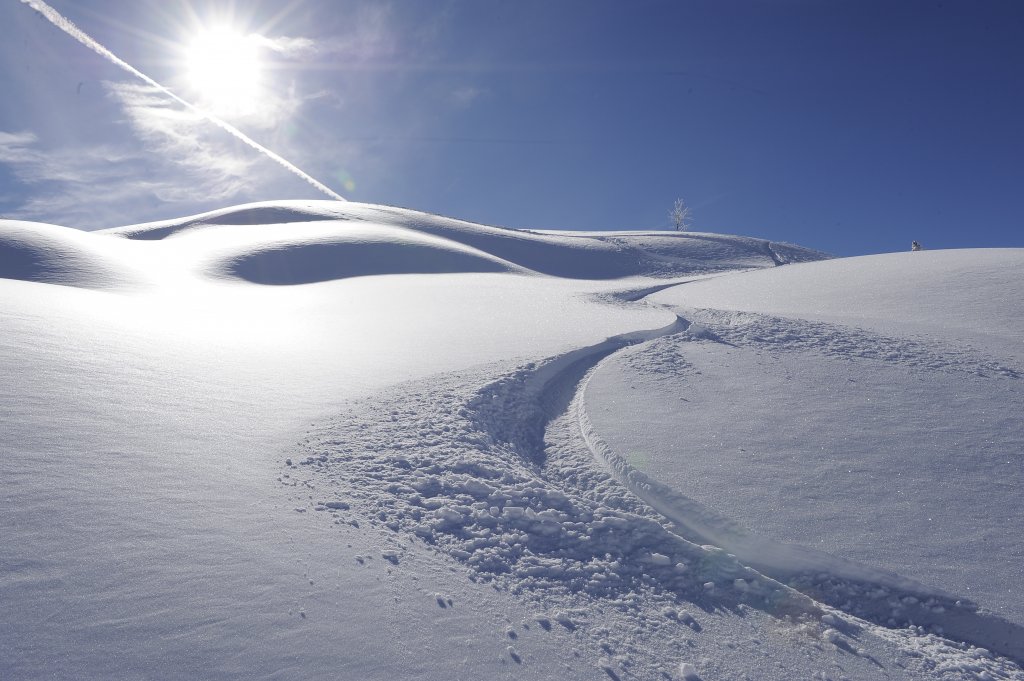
[1,0,1021,256]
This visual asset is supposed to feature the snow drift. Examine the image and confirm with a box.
[0,219,138,288]
[100,200,825,282]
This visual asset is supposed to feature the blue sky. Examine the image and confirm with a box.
[1,0,1021,256]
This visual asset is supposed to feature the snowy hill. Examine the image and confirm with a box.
[1,202,1020,681]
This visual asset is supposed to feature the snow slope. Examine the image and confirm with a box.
[587,251,1024,648]
[1,203,1020,680]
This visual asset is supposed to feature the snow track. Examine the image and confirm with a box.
[286,318,848,678]
[287,308,1023,673]
[575,320,1024,663]
[287,315,807,608]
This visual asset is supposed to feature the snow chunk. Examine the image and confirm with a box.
[679,661,702,680]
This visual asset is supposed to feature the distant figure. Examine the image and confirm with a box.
[911,240,923,251]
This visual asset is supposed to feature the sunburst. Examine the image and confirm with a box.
[184,27,263,118]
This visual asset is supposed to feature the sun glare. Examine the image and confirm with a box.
[185,27,262,117]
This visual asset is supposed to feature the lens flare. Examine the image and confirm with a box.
[334,169,356,193]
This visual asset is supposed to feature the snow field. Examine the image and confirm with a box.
[3,201,1021,679]
[583,321,1024,652]
[584,253,1024,666]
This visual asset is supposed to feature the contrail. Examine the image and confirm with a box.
[21,0,347,202]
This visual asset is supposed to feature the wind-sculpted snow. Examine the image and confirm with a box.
[99,200,826,284]
[3,199,831,290]
[210,230,521,285]
[0,219,137,288]
[362,205,816,279]
[102,203,342,240]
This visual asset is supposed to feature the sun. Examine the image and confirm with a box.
[185,27,263,118]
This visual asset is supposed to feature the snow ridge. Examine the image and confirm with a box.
[97,200,826,283]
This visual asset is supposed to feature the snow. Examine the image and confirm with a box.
[587,250,1024,655]
[644,249,1024,355]
[1,202,1021,680]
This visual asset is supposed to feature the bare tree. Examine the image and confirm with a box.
[669,198,692,231]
